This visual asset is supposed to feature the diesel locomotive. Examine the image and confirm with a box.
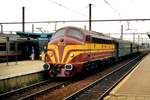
[43,26,139,77]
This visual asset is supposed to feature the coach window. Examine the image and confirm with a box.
[10,43,15,51]
[68,28,83,40]
[0,43,6,51]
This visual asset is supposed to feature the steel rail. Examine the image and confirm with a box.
[0,79,72,100]
[20,80,72,100]
[64,53,147,100]
[0,79,51,99]
[97,53,147,100]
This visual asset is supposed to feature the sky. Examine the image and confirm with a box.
[0,0,150,43]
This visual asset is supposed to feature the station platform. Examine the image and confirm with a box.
[104,53,150,100]
[0,60,44,80]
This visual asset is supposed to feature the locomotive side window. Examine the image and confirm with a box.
[67,28,83,39]
[52,29,65,39]
[86,35,91,41]
[92,37,112,44]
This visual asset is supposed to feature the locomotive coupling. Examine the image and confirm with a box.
[65,64,73,71]
[43,63,51,70]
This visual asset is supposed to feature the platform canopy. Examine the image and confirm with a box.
[16,32,52,39]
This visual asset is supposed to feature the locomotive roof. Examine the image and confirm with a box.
[60,26,137,44]
[64,26,113,40]
[114,38,132,43]
[79,28,133,43]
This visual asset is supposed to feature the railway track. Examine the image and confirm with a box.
[0,79,72,100]
[64,53,146,100]
[0,53,147,100]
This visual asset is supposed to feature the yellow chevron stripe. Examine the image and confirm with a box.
[47,43,115,64]
[65,55,114,64]
[63,43,115,63]
[48,44,60,64]
[65,50,114,63]
[47,51,55,63]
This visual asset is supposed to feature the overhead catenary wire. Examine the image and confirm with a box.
[0,18,150,24]
[103,0,121,16]
[47,0,87,17]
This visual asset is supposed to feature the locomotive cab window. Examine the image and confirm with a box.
[86,35,90,41]
[52,29,65,39]
[67,28,83,40]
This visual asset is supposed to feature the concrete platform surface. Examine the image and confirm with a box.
[0,60,44,80]
[104,53,150,100]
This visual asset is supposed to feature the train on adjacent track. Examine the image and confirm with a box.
[0,38,39,62]
[43,26,139,77]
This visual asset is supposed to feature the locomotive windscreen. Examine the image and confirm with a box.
[52,27,83,40]
[67,28,83,39]
[52,29,65,39]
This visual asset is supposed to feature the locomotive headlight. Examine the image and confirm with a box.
[70,53,74,57]
[49,53,53,57]
[48,51,53,57]
[43,63,51,70]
